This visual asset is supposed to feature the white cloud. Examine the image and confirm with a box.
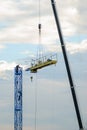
[66,40,87,54]
[0,0,86,44]
[44,39,87,55]
[0,45,5,49]
[21,50,36,58]
[0,61,16,79]
[0,60,27,72]
[0,16,58,44]
[0,0,26,20]
[0,61,17,72]
[57,0,87,35]
[0,60,28,79]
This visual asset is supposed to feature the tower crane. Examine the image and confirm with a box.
[14,65,23,130]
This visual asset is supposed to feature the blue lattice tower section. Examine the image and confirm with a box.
[14,65,23,130]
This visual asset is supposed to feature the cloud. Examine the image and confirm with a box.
[44,39,87,54]
[0,60,27,72]
[0,61,16,79]
[0,60,27,79]
[0,60,17,72]
[0,0,86,44]
[0,16,58,44]
[66,40,87,54]
[0,0,26,20]
[21,50,36,58]
[57,0,87,35]
[0,45,5,49]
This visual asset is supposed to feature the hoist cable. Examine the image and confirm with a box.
[38,0,41,36]
[37,0,43,59]
[38,23,42,58]
[34,2,41,129]
[39,0,41,24]
[34,73,38,130]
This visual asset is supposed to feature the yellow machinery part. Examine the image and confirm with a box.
[30,60,57,73]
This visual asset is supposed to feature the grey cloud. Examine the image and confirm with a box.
[0,0,87,43]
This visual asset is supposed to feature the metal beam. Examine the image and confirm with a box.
[14,65,23,130]
[50,0,84,129]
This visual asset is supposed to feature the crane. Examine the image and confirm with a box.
[14,65,23,130]
[25,54,57,73]
[25,0,57,73]
[14,1,84,130]
[50,0,84,130]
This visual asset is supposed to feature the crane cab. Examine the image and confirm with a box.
[25,54,57,73]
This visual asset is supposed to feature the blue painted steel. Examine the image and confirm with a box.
[14,65,22,130]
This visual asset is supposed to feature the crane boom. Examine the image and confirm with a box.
[50,0,84,129]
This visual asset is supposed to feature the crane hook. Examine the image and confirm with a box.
[30,76,33,82]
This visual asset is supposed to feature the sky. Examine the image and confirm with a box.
[0,0,87,130]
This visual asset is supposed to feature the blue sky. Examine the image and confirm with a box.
[0,44,37,61]
[0,0,87,130]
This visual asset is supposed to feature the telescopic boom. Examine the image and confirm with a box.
[50,0,84,129]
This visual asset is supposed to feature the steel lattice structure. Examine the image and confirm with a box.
[14,65,23,130]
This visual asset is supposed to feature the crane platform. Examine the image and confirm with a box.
[25,54,57,73]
